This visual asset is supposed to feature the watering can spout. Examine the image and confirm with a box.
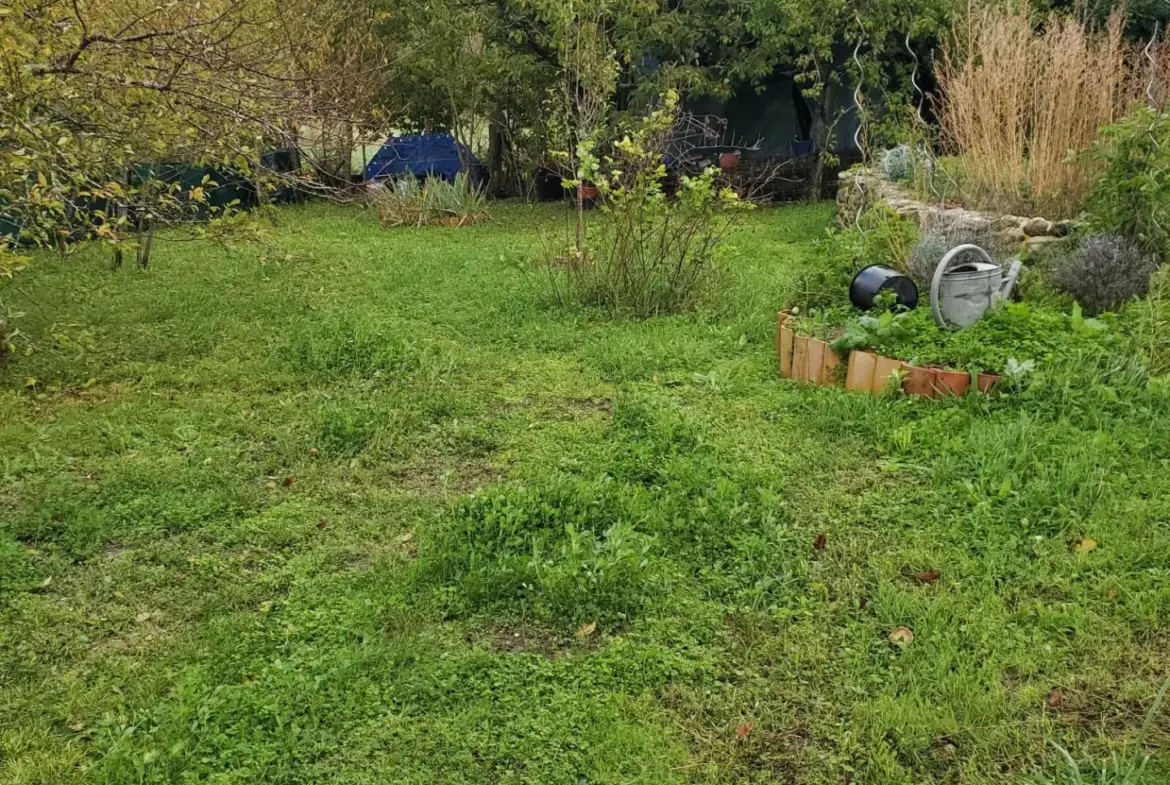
[1000,260,1023,302]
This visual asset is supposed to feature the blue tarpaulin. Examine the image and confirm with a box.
[364,134,476,182]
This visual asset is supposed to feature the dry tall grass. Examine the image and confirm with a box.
[936,3,1134,218]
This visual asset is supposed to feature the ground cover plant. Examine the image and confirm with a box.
[1,201,1168,785]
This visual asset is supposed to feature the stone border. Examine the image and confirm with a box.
[834,168,1076,254]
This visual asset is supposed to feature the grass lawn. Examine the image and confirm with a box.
[1,201,1167,784]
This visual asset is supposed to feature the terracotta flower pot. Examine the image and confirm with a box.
[934,369,971,397]
[977,373,1001,394]
[778,326,795,378]
[822,346,844,387]
[901,363,937,398]
[872,356,903,395]
[792,335,810,382]
[845,351,878,393]
[807,339,827,386]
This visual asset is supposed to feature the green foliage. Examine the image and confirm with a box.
[839,204,920,273]
[1085,107,1170,261]
[832,300,1119,375]
[374,173,488,228]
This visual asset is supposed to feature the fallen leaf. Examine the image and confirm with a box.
[888,627,915,646]
[912,571,941,584]
[1076,538,1097,553]
[41,576,52,588]
[135,611,152,623]
[69,722,86,733]
[395,532,414,545]
[736,722,753,739]
[576,621,597,638]
[316,519,328,530]
[282,476,296,488]
[813,534,827,552]
[309,448,321,457]
[1047,688,1064,708]
[264,481,277,490]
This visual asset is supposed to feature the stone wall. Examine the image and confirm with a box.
[834,168,1075,254]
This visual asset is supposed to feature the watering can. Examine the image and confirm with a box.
[930,244,1023,329]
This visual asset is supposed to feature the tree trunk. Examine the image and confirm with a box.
[810,84,835,201]
[487,108,508,197]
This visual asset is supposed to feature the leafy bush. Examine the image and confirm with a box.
[907,220,1005,288]
[549,90,753,317]
[1085,107,1170,261]
[374,172,487,228]
[1053,235,1158,316]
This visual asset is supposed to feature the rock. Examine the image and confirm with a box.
[1024,235,1070,257]
[1023,217,1055,237]
[999,227,1027,245]
[997,214,1023,229]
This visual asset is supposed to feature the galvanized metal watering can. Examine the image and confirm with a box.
[930,244,1023,329]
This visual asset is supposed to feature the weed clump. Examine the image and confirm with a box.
[418,477,670,629]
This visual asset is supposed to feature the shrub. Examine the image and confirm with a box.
[1053,235,1158,316]
[907,220,1005,288]
[374,171,487,228]
[1085,107,1170,261]
[549,90,753,317]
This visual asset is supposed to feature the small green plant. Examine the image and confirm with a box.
[1053,235,1159,317]
[374,172,487,228]
[1085,107,1170,261]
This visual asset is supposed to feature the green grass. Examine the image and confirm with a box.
[1,201,1167,784]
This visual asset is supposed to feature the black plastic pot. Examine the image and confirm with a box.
[849,265,919,311]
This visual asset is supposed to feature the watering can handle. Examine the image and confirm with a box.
[931,244,995,329]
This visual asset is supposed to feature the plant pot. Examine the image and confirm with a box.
[792,335,810,382]
[872,356,903,395]
[902,363,937,398]
[977,373,1001,394]
[822,346,844,387]
[845,351,878,393]
[778,325,795,378]
[934,369,971,397]
[807,339,827,386]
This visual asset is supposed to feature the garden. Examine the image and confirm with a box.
[3,1,1170,784]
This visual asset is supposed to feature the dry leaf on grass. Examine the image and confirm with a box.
[813,534,827,552]
[889,627,915,646]
[1047,688,1064,708]
[736,722,753,739]
[576,621,597,638]
[912,571,941,584]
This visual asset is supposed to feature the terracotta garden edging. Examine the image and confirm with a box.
[776,311,993,399]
